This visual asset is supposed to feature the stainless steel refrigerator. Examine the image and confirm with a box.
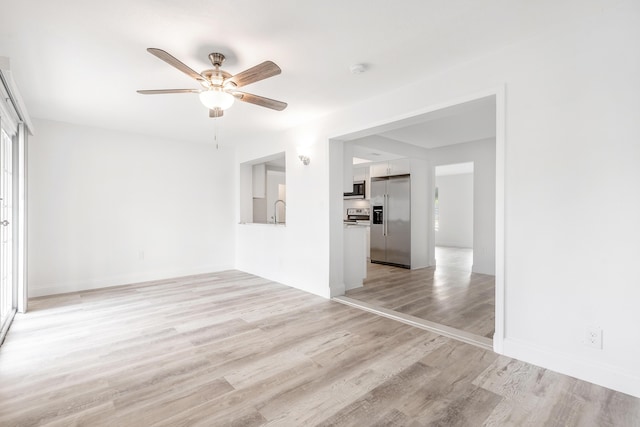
[370,174,411,268]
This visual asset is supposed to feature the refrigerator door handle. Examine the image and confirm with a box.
[384,194,388,236]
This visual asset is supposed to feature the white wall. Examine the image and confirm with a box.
[235,129,331,298]
[235,1,640,397]
[436,172,473,248]
[409,158,430,269]
[28,119,235,297]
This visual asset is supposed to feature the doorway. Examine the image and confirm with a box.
[0,69,29,345]
[0,128,13,334]
[331,90,504,350]
[347,151,495,341]
[434,162,474,272]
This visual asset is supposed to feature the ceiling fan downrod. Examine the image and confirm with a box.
[208,53,225,68]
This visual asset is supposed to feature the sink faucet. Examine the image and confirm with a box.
[274,199,286,224]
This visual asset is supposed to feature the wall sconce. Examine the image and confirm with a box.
[298,154,310,165]
[297,136,314,166]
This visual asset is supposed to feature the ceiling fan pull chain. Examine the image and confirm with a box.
[214,119,219,150]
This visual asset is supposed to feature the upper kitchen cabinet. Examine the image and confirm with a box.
[353,166,368,182]
[370,158,411,177]
[370,163,387,178]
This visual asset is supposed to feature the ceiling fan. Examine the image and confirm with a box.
[137,48,287,118]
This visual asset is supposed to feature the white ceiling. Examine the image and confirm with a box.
[0,0,608,144]
[349,95,496,164]
[377,96,496,149]
[436,162,474,176]
[352,145,406,164]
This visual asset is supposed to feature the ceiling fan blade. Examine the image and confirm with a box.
[226,61,281,88]
[137,89,200,94]
[232,91,287,111]
[209,108,223,118]
[147,48,206,82]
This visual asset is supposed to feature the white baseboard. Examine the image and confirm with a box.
[28,264,233,298]
[502,337,640,398]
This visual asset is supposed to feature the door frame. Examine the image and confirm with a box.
[0,63,31,325]
[329,86,506,353]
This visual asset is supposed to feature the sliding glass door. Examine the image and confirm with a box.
[0,64,29,342]
[0,127,13,332]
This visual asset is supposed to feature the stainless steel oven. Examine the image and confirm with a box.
[345,208,370,224]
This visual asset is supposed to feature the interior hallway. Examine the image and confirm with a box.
[345,247,495,339]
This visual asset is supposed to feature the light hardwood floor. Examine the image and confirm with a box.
[0,271,637,426]
[435,246,473,272]
[347,251,495,339]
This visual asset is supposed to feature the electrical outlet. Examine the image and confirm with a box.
[138,250,145,260]
[585,326,603,349]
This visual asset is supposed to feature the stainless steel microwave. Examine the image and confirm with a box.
[344,181,366,199]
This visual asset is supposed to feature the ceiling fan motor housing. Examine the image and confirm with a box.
[201,69,232,87]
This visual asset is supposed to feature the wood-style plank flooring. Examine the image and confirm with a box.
[0,270,638,426]
[347,247,495,339]
[435,246,473,272]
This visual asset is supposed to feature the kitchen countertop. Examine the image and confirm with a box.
[239,222,286,227]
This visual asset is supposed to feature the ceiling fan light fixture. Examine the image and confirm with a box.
[199,88,235,110]
[139,48,286,117]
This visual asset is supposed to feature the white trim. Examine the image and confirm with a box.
[493,85,506,354]
[28,264,232,298]
[334,296,493,350]
[17,124,26,313]
[0,307,16,345]
[0,57,35,135]
[0,82,19,136]
[503,338,640,399]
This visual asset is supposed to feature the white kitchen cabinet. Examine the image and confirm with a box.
[252,163,266,198]
[343,225,367,290]
[390,158,411,175]
[369,163,388,178]
[353,167,367,182]
[366,225,370,258]
[370,158,411,177]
